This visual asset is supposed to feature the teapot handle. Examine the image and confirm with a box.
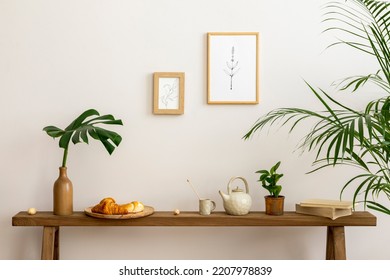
[227,176,249,194]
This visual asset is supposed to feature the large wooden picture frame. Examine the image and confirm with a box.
[207,32,259,104]
[153,72,185,115]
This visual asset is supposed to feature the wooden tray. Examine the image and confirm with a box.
[84,206,154,219]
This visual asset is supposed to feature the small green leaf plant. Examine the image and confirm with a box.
[43,109,123,168]
[256,161,284,197]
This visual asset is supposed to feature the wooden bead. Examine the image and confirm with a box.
[28,208,37,215]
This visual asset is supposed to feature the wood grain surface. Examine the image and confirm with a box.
[12,211,376,227]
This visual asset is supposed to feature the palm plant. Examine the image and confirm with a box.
[244,0,390,215]
[43,109,123,167]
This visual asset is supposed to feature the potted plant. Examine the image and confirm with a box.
[244,0,390,216]
[43,109,123,215]
[256,161,284,215]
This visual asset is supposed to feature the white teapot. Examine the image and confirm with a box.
[219,176,252,215]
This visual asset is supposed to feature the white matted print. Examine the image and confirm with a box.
[207,32,259,104]
[153,72,185,115]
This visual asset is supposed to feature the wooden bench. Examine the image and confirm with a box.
[12,211,376,260]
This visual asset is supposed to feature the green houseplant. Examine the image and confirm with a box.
[244,0,390,215]
[257,161,284,197]
[256,161,285,215]
[43,109,123,215]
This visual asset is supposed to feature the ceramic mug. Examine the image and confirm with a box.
[199,199,216,215]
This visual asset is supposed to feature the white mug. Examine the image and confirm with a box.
[199,199,216,215]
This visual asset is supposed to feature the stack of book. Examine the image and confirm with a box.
[295,199,354,220]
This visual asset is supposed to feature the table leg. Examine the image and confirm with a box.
[41,226,60,260]
[53,227,60,260]
[326,226,346,260]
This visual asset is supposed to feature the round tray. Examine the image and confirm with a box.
[84,206,154,219]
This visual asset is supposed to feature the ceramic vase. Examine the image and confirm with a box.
[53,167,73,215]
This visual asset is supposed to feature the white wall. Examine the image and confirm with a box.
[1,0,389,259]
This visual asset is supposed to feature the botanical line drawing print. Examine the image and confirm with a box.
[207,32,258,104]
[153,73,184,114]
[160,81,178,109]
[224,46,240,90]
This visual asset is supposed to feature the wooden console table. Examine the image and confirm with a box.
[12,211,376,260]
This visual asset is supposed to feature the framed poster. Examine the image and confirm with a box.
[153,72,185,115]
[207,32,259,104]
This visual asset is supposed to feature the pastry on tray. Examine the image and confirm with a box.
[91,197,144,215]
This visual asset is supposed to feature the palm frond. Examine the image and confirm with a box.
[244,0,390,215]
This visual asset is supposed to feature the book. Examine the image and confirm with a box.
[299,199,354,209]
[295,204,352,220]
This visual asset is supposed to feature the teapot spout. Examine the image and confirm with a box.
[219,190,230,202]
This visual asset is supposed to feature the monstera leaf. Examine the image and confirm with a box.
[43,109,123,167]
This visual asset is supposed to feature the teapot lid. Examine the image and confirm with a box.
[232,187,243,192]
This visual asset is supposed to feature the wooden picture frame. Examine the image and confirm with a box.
[207,32,259,104]
[153,72,185,115]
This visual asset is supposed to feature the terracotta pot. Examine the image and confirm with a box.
[265,195,285,216]
[53,167,73,215]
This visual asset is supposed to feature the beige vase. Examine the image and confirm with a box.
[53,167,73,215]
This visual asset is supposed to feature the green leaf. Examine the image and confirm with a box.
[333,130,344,165]
[270,161,281,174]
[348,149,369,171]
[304,81,340,125]
[358,116,364,144]
[87,114,115,123]
[349,119,355,152]
[367,201,390,215]
[88,128,99,140]
[259,174,269,181]
[101,139,115,155]
[381,99,390,121]
[80,128,89,144]
[365,114,373,141]
[71,130,81,144]
[44,109,123,167]
[97,120,124,125]
[274,185,282,197]
[59,131,73,149]
[43,126,65,138]
[95,127,122,146]
[65,109,99,131]
[342,123,349,157]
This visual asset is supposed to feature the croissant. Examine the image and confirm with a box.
[91,197,144,215]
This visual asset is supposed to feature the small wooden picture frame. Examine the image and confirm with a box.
[207,32,259,104]
[153,72,185,115]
